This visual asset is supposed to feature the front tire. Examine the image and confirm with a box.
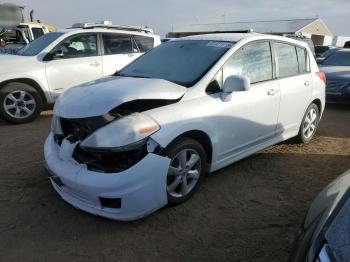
[296,103,320,143]
[0,82,43,124]
[165,138,207,205]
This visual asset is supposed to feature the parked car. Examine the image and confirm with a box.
[45,33,326,221]
[290,169,350,262]
[161,38,174,43]
[318,49,350,103]
[316,47,341,64]
[0,21,160,123]
[315,45,335,58]
[0,22,53,55]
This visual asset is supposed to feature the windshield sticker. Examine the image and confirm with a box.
[206,41,234,48]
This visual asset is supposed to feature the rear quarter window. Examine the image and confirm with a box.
[296,47,309,73]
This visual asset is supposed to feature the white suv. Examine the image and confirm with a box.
[0,22,160,123]
[46,33,326,221]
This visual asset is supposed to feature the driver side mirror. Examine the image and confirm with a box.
[52,49,64,59]
[221,75,250,102]
[43,50,64,62]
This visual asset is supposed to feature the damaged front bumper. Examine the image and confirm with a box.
[44,133,171,221]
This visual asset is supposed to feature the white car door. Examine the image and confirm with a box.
[212,41,280,162]
[101,33,142,76]
[45,33,103,99]
[273,42,313,135]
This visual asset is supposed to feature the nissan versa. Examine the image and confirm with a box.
[45,33,326,221]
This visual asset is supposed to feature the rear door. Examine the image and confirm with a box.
[45,33,103,98]
[273,42,312,135]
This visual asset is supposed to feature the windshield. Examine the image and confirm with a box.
[322,51,350,66]
[18,32,64,56]
[118,40,234,87]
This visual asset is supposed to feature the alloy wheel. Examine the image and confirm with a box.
[303,108,318,139]
[3,90,36,119]
[167,148,202,198]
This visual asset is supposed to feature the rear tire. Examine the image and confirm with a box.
[165,138,207,206]
[0,82,43,124]
[295,103,319,143]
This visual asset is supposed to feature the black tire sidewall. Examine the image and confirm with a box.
[298,103,320,143]
[0,82,43,124]
[166,138,207,205]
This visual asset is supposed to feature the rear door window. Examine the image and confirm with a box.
[274,42,299,78]
[103,34,136,55]
[133,35,154,53]
[223,41,273,84]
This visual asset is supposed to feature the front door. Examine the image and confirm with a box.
[45,33,103,99]
[212,40,280,162]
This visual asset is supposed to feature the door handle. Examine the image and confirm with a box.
[90,61,101,67]
[267,89,279,96]
[304,81,311,87]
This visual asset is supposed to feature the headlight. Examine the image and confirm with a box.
[80,113,160,149]
[51,115,63,135]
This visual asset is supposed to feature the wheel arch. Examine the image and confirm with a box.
[311,98,322,114]
[165,130,213,164]
[0,78,48,105]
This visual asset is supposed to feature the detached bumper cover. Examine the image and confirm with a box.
[44,133,170,221]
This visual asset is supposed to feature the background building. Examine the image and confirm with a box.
[167,18,333,46]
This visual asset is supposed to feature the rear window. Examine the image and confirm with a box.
[322,51,350,66]
[275,42,299,78]
[133,35,154,52]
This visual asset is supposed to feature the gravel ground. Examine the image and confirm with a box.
[0,104,349,262]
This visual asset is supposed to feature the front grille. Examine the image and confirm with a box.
[60,115,114,141]
[326,80,349,91]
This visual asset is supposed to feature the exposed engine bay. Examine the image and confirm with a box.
[53,98,179,173]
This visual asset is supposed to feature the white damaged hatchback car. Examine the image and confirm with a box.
[45,33,326,221]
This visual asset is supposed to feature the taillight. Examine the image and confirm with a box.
[316,71,327,85]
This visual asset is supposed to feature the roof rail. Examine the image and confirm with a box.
[70,21,153,34]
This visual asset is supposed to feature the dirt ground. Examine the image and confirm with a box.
[0,104,349,262]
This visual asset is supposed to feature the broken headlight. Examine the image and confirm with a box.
[51,115,63,135]
[80,113,160,150]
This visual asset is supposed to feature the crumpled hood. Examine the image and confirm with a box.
[54,76,187,118]
[319,65,350,80]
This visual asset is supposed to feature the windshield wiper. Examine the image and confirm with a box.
[115,72,152,79]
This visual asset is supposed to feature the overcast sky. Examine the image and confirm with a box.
[12,0,350,37]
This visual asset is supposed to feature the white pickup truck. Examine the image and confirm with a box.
[0,22,52,54]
